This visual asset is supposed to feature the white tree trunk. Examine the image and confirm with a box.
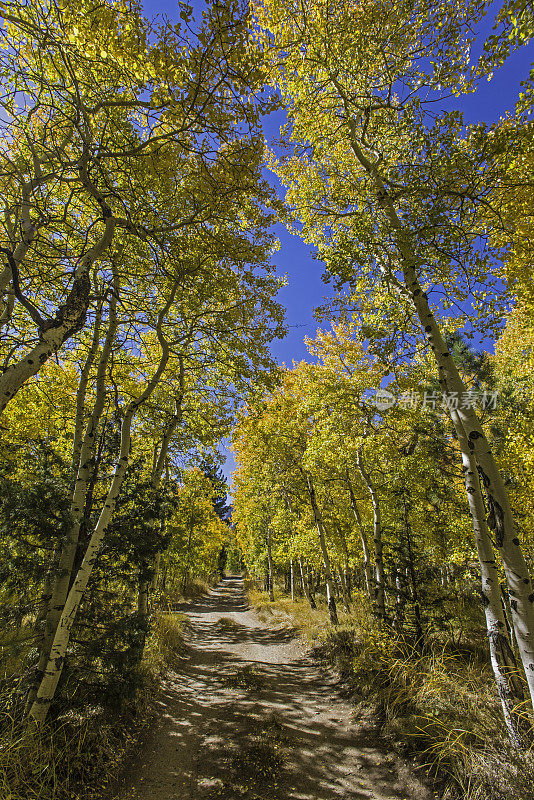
[36,289,118,674]
[299,557,316,609]
[339,102,534,706]
[452,410,530,745]
[347,476,373,601]
[408,268,534,707]
[28,285,177,723]
[338,565,351,613]
[28,410,134,723]
[306,474,338,624]
[0,216,115,414]
[266,528,275,602]
[356,452,385,619]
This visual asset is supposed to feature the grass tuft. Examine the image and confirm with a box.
[224,664,265,692]
[143,612,189,672]
[216,617,241,631]
[0,610,189,800]
[248,586,534,800]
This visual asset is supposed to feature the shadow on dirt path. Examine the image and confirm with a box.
[116,576,434,800]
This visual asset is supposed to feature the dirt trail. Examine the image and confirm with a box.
[116,577,434,800]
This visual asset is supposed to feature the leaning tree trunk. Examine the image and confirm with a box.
[139,368,185,632]
[404,261,534,708]
[306,474,338,624]
[28,407,136,723]
[266,528,275,602]
[299,558,316,609]
[0,215,116,414]
[452,409,530,746]
[27,286,177,724]
[347,475,373,601]
[35,288,118,682]
[339,100,534,707]
[356,453,386,619]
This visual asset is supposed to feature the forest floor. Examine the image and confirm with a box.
[115,576,436,800]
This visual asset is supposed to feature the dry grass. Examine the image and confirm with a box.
[216,617,242,632]
[0,610,190,800]
[0,710,148,800]
[157,577,213,610]
[143,611,189,671]
[224,664,265,692]
[247,587,345,641]
[248,586,534,800]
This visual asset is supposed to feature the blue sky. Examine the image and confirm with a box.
[141,0,533,488]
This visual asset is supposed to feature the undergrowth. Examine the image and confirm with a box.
[247,586,534,800]
[0,610,189,800]
[205,713,291,800]
[158,577,213,608]
[224,664,265,692]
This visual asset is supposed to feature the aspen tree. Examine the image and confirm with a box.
[0,0,277,413]
[28,281,181,722]
[356,452,386,620]
[306,474,338,624]
[452,409,529,746]
[254,0,534,709]
[346,475,373,601]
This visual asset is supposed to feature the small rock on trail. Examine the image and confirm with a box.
[116,576,433,800]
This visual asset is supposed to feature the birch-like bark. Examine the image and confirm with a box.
[299,557,316,609]
[452,409,530,746]
[28,409,135,723]
[443,565,453,587]
[0,215,116,414]
[329,520,351,612]
[404,266,534,706]
[71,300,104,474]
[0,217,37,329]
[346,476,373,601]
[356,452,385,619]
[393,567,406,625]
[290,559,295,601]
[337,565,351,613]
[306,474,338,624]
[28,286,177,723]
[306,562,317,608]
[35,288,118,678]
[266,528,275,601]
[336,522,352,609]
[335,94,534,704]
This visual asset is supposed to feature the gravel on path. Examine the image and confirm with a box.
[116,576,434,800]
